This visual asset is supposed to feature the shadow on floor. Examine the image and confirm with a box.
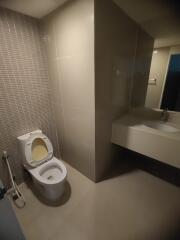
[124,148,180,188]
[102,157,138,181]
[25,172,71,207]
[101,145,138,181]
[103,145,180,188]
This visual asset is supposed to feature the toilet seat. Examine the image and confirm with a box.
[25,132,53,167]
[28,157,67,185]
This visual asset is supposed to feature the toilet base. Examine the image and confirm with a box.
[32,178,66,202]
[26,157,67,203]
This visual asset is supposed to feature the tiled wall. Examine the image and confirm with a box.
[43,0,96,181]
[95,0,154,180]
[0,7,59,187]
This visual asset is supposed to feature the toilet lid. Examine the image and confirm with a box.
[25,133,53,167]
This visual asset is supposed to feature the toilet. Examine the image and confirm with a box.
[17,130,67,201]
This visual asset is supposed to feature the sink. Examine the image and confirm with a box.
[144,121,179,133]
[112,114,180,169]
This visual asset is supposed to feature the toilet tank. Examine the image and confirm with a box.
[17,130,42,165]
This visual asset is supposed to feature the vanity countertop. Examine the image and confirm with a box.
[113,114,180,140]
[112,114,180,169]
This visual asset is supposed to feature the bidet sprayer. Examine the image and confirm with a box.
[2,151,8,160]
[2,150,26,207]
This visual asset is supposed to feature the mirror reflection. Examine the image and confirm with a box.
[146,46,180,112]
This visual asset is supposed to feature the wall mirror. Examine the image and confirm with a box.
[145,46,180,112]
[116,0,180,113]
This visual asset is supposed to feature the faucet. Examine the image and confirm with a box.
[161,108,169,122]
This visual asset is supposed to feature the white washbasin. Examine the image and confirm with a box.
[144,121,179,133]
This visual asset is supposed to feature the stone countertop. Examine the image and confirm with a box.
[112,113,180,169]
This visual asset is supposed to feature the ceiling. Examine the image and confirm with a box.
[0,0,180,48]
[0,0,67,19]
[113,0,180,48]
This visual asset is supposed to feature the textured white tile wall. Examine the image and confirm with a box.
[0,7,59,188]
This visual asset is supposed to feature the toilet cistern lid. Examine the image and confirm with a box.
[25,132,53,167]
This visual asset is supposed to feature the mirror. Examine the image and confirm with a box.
[145,46,180,112]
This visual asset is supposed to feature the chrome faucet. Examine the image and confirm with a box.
[161,108,169,122]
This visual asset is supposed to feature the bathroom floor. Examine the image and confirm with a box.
[12,162,180,240]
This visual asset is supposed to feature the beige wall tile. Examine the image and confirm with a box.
[62,107,95,180]
[48,59,62,104]
[58,55,94,109]
[43,0,95,181]
[52,0,94,58]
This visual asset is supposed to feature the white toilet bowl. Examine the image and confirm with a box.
[17,130,67,202]
[29,157,67,200]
